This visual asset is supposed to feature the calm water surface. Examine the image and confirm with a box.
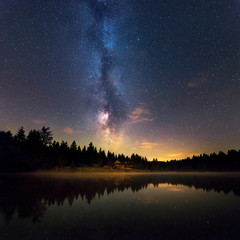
[0,172,240,240]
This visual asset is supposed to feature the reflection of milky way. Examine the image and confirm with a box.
[85,0,127,141]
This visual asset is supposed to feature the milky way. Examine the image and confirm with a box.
[83,0,127,141]
[1,0,240,160]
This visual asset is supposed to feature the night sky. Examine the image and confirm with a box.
[1,0,240,161]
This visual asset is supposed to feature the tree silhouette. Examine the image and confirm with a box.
[15,126,26,144]
[1,126,240,172]
[27,129,42,149]
[40,126,53,147]
[70,141,77,152]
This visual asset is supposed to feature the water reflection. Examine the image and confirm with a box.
[0,172,239,223]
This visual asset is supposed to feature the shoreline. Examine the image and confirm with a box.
[1,167,240,176]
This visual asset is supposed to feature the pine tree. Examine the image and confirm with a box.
[40,126,53,146]
[15,126,26,143]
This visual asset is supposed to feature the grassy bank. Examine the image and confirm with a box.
[49,167,149,173]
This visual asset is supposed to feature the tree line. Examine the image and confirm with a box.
[0,126,240,172]
[0,126,147,171]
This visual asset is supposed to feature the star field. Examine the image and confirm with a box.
[1,0,240,160]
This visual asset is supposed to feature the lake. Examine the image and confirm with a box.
[0,172,240,240]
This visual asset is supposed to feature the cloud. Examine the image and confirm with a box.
[62,127,74,135]
[135,140,162,150]
[167,153,183,158]
[128,107,154,124]
[62,127,81,135]
[140,142,161,150]
[187,77,208,88]
[33,119,47,125]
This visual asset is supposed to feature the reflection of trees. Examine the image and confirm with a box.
[0,173,240,222]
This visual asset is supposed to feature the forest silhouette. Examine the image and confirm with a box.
[0,126,240,172]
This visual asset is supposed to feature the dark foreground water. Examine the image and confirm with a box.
[1,172,240,240]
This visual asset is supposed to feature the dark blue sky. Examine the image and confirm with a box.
[1,0,240,160]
